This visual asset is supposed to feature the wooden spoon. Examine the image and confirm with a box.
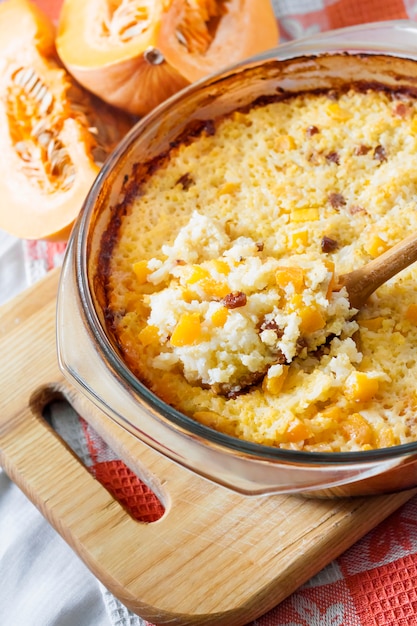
[337,231,417,309]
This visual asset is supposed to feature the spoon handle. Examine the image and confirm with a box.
[339,232,417,309]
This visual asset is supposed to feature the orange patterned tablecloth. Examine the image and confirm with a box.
[19,1,417,625]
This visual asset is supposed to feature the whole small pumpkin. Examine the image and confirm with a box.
[55,0,279,117]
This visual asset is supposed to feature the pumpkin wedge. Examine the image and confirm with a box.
[56,0,279,117]
[0,0,133,241]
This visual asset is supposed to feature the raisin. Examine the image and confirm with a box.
[354,144,371,156]
[393,102,409,117]
[327,90,339,101]
[296,336,308,354]
[222,291,247,309]
[306,125,319,136]
[274,350,287,365]
[308,150,322,165]
[221,371,265,398]
[328,192,346,209]
[349,205,367,215]
[326,151,340,165]
[373,145,387,162]
[321,236,339,252]
[260,318,285,338]
[175,172,194,190]
[203,120,216,136]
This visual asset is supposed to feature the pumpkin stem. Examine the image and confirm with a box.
[144,47,165,65]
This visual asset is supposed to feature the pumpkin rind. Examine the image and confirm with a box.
[0,0,133,241]
[56,0,279,117]
[57,48,189,117]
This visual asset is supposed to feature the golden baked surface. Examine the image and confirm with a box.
[104,88,417,452]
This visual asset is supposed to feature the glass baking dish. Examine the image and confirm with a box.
[57,20,417,497]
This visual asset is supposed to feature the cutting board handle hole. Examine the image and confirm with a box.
[36,392,166,524]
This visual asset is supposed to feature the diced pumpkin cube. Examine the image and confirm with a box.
[200,278,230,298]
[288,230,309,249]
[365,235,390,258]
[376,426,396,448]
[319,405,342,421]
[275,266,305,293]
[405,303,417,324]
[275,134,296,151]
[132,260,150,284]
[211,306,229,327]
[181,288,196,303]
[217,182,241,195]
[341,412,373,446]
[345,371,379,402]
[289,293,303,310]
[326,103,351,121]
[186,264,230,298]
[170,312,202,347]
[187,264,211,284]
[211,259,230,275]
[285,418,312,442]
[290,208,320,222]
[299,306,326,333]
[326,271,338,300]
[358,317,384,331]
[262,365,289,395]
[323,259,335,273]
[138,324,160,346]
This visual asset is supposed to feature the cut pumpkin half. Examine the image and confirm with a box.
[0,0,133,241]
[56,0,279,117]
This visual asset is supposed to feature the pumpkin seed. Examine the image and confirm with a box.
[16,71,32,90]
[34,85,48,102]
[103,0,152,42]
[14,141,31,161]
[38,88,54,114]
[31,120,47,138]
[29,79,45,99]
[62,173,76,190]
[14,67,36,88]
[50,149,68,174]
[175,29,188,47]
[36,130,53,147]
[47,138,56,161]
[119,23,145,40]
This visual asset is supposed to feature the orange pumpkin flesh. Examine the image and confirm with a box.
[0,0,133,241]
[56,0,279,117]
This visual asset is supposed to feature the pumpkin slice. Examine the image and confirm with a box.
[56,0,279,117]
[0,0,133,241]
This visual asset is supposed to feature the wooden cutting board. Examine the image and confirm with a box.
[0,267,416,626]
